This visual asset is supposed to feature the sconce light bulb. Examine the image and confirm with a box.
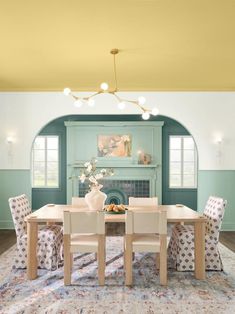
[151,107,159,116]
[138,96,146,105]
[142,112,150,120]
[100,82,109,91]
[88,98,95,107]
[118,101,126,110]
[6,136,13,144]
[74,99,83,108]
[63,88,71,96]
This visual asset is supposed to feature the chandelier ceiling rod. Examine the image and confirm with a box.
[63,48,159,120]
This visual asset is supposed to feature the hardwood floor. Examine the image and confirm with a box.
[0,230,16,254]
[0,230,234,254]
[219,231,235,253]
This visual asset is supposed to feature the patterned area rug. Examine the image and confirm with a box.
[0,237,235,314]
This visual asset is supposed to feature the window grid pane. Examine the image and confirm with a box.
[32,135,59,188]
[169,136,197,188]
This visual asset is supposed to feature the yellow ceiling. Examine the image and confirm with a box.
[0,0,235,91]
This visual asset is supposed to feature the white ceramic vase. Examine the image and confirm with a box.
[85,184,107,211]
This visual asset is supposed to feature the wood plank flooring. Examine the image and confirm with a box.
[0,230,234,254]
[0,230,16,254]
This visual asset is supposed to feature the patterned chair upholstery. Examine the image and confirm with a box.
[9,194,63,270]
[168,196,227,271]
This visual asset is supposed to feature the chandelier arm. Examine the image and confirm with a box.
[118,97,149,112]
[112,92,122,103]
[88,91,103,99]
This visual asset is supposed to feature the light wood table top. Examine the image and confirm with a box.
[26,204,206,223]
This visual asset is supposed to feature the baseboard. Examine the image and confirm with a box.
[0,220,14,229]
[221,222,235,231]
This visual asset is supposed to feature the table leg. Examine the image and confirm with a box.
[194,221,205,280]
[27,221,38,280]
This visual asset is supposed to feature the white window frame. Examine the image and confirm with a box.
[32,135,59,188]
[169,135,197,189]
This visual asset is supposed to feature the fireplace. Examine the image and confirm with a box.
[79,179,150,205]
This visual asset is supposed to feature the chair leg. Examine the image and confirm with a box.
[160,235,167,286]
[125,234,133,286]
[98,235,105,286]
[70,253,73,270]
[132,252,135,261]
[64,235,71,285]
[156,253,160,270]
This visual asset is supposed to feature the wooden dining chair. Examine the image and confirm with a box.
[128,197,159,262]
[71,197,87,206]
[8,194,63,270]
[63,209,105,285]
[128,197,158,206]
[124,209,167,286]
[168,196,227,271]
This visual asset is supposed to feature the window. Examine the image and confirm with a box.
[32,135,59,188]
[169,136,197,188]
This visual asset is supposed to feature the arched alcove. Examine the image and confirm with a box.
[31,115,198,210]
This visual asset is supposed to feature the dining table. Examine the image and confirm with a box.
[25,204,206,281]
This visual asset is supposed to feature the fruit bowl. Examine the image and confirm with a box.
[103,204,127,214]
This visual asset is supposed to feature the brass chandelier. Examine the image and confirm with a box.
[63,49,159,120]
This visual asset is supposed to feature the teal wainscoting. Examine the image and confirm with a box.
[198,170,235,231]
[0,170,31,229]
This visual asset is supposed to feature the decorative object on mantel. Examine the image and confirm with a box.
[63,48,159,120]
[138,151,152,165]
[79,158,114,211]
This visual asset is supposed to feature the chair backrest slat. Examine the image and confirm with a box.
[71,197,87,207]
[126,210,167,235]
[63,210,105,235]
[129,197,158,207]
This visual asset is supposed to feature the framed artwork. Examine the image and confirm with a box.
[97,134,132,157]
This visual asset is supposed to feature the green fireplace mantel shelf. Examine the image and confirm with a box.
[68,163,160,168]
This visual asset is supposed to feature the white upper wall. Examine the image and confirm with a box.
[0,92,234,170]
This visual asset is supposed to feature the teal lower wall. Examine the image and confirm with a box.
[1,169,235,231]
[198,170,235,231]
[0,170,31,229]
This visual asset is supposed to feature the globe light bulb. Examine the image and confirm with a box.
[63,88,71,96]
[142,112,150,120]
[138,96,146,105]
[88,98,95,107]
[118,101,126,110]
[100,82,109,91]
[74,99,83,108]
[151,107,159,116]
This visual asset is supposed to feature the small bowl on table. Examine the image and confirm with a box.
[103,204,127,214]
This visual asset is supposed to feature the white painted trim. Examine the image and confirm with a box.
[221,222,235,231]
[0,220,14,229]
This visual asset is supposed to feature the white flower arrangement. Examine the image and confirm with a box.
[79,158,114,188]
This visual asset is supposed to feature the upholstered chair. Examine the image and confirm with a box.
[129,197,158,207]
[168,196,227,271]
[63,209,105,285]
[9,194,63,270]
[124,209,167,286]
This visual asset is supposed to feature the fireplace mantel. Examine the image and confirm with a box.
[69,162,159,169]
[65,121,163,204]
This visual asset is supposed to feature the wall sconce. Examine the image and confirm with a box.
[215,137,223,163]
[6,136,14,161]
